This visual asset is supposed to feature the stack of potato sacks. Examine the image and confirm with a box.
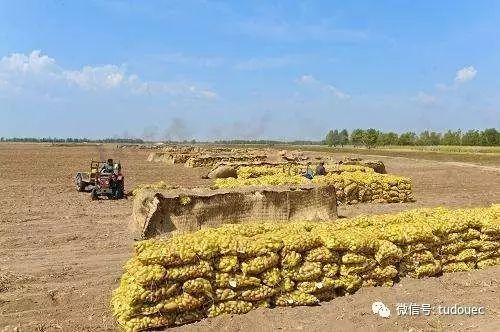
[185,154,268,167]
[235,164,371,179]
[112,205,499,331]
[215,166,414,204]
[312,171,414,204]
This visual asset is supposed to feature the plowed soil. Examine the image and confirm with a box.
[0,143,499,331]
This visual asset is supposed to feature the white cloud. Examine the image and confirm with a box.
[435,83,448,91]
[413,91,437,104]
[326,85,350,100]
[124,80,218,100]
[0,50,217,99]
[295,74,318,85]
[435,66,478,91]
[0,50,58,74]
[157,53,224,68]
[240,19,367,43]
[235,56,297,70]
[186,85,218,99]
[295,74,350,99]
[197,89,218,100]
[455,66,477,83]
[64,65,125,89]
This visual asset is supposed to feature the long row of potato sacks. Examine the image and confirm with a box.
[214,167,414,204]
[111,205,499,331]
[185,155,267,167]
[236,164,373,179]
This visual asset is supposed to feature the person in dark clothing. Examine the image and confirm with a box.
[315,161,327,176]
[101,158,114,173]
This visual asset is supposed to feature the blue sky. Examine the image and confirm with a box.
[0,0,499,140]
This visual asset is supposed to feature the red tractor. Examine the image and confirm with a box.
[75,160,125,200]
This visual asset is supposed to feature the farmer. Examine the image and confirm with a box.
[304,162,314,179]
[315,161,327,176]
[101,158,115,173]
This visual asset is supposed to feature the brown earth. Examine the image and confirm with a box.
[0,143,499,332]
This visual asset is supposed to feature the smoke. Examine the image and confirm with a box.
[142,125,159,141]
[210,112,272,140]
[292,111,324,140]
[96,144,106,161]
[164,117,192,141]
[121,130,132,139]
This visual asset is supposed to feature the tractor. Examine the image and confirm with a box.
[75,160,125,200]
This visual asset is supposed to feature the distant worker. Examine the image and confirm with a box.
[101,158,114,173]
[304,162,314,179]
[114,162,122,174]
[316,161,327,176]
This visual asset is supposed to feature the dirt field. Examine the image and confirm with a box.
[0,143,499,331]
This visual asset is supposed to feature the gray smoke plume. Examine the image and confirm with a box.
[142,125,159,141]
[164,117,192,141]
[210,112,272,140]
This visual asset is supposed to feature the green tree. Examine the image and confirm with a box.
[398,132,417,145]
[325,130,335,146]
[480,128,499,146]
[387,132,398,145]
[377,133,388,146]
[417,131,431,146]
[429,132,442,145]
[332,129,341,146]
[340,129,349,147]
[351,129,365,147]
[442,130,461,145]
[377,132,398,146]
[461,130,481,146]
[363,128,379,148]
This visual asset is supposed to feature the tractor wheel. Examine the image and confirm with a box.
[91,189,98,200]
[76,174,85,192]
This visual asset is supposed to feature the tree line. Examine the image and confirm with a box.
[0,137,144,143]
[213,139,323,145]
[2,129,498,146]
[324,128,500,147]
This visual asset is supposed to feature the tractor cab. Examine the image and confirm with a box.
[75,160,125,200]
